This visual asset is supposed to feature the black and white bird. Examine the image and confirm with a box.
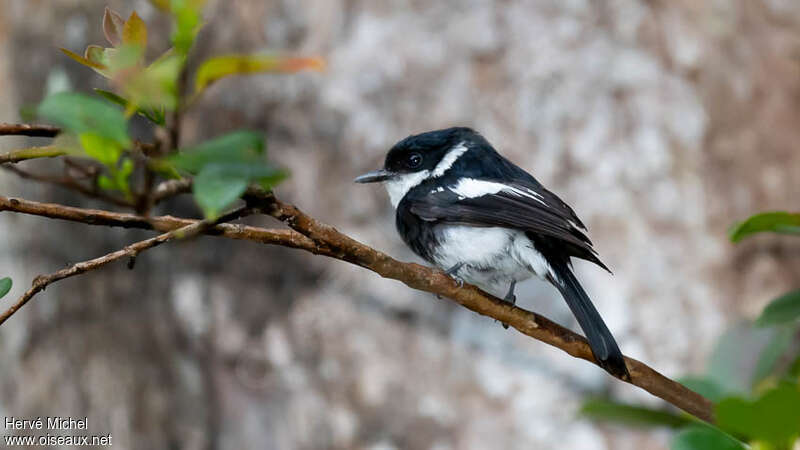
[355,127,628,378]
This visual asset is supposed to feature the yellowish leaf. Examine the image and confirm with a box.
[194,54,325,93]
[103,7,125,47]
[148,0,171,11]
[122,11,147,48]
[60,48,107,70]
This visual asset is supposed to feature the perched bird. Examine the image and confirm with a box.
[355,127,628,378]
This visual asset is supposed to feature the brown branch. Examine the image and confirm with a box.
[0,195,317,250]
[2,165,134,208]
[258,197,714,422]
[0,123,60,138]
[0,205,251,327]
[152,178,192,203]
[0,194,714,422]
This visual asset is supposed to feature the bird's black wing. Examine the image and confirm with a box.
[407,178,609,271]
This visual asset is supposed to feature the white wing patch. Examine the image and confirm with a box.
[385,170,430,208]
[431,142,469,177]
[450,178,546,205]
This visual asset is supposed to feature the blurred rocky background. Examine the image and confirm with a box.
[2,0,800,448]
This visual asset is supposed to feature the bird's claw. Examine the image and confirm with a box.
[501,281,516,329]
[504,293,516,306]
[444,262,465,288]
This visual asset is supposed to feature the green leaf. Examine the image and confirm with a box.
[0,278,12,300]
[788,355,800,378]
[757,290,800,327]
[38,92,130,147]
[85,45,106,65]
[167,131,265,173]
[97,174,115,191]
[193,163,286,218]
[752,326,794,384]
[193,165,248,219]
[106,44,145,73]
[580,399,691,428]
[116,158,134,196]
[79,133,122,166]
[671,425,746,450]
[194,54,324,93]
[716,382,800,444]
[97,158,134,196]
[729,212,800,243]
[707,322,778,396]
[170,0,206,55]
[122,11,147,48]
[165,131,287,217]
[94,89,165,125]
[122,53,183,111]
[678,376,727,404]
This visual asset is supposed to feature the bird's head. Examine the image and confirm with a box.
[354,127,486,207]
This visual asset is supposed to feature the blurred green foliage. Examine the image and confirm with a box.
[194,54,324,93]
[0,278,11,300]
[24,1,321,218]
[729,212,800,243]
[164,131,287,218]
[582,210,800,449]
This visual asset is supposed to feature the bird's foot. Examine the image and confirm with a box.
[445,262,465,287]
[501,281,517,329]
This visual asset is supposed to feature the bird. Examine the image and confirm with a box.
[354,127,628,378]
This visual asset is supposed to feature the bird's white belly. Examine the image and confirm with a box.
[431,225,552,297]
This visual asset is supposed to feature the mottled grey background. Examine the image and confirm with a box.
[1,0,800,449]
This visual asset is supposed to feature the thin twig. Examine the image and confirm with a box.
[133,142,156,215]
[0,194,714,422]
[2,165,134,208]
[0,195,316,250]
[0,205,251,326]
[0,123,60,138]
[0,146,67,164]
[152,178,192,204]
[165,64,189,152]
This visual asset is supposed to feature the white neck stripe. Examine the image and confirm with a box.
[385,170,430,208]
[432,142,469,177]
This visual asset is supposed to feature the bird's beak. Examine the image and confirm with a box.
[354,169,393,183]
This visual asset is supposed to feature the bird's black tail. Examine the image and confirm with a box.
[548,261,629,379]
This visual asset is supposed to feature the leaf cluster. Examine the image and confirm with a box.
[1,1,324,298]
[32,1,322,218]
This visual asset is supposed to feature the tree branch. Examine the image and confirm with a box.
[0,194,714,422]
[0,205,252,326]
[0,195,318,250]
[0,146,67,164]
[0,123,60,138]
[152,178,192,203]
[2,165,134,208]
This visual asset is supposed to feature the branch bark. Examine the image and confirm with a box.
[0,123,60,138]
[0,194,714,422]
[2,165,133,208]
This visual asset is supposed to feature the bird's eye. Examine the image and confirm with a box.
[407,153,423,168]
